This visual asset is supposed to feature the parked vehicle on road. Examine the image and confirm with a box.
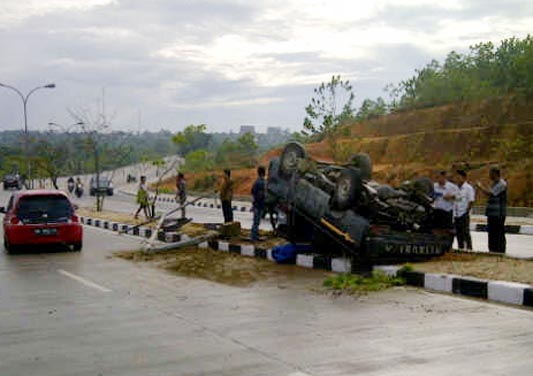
[3,173,21,190]
[89,176,114,196]
[1,190,83,253]
[267,142,454,270]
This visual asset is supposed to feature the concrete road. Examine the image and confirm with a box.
[1,189,533,375]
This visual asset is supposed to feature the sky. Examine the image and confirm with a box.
[0,0,532,133]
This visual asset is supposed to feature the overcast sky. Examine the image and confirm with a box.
[0,0,532,133]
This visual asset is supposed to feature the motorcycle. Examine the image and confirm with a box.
[75,183,84,198]
[67,178,75,194]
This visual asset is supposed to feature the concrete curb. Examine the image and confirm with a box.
[470,222,533,236]
[371,265,533,308]
[119,190,254,213]
[79,216,189,243]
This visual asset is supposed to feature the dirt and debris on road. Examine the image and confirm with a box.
[78,208,139,225]
[114,247,331,288]
[411,251,533,285]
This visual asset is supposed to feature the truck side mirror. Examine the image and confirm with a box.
[0,207,5,214]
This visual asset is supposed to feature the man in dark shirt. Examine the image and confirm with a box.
[219,169,234,223]
[175,172,187,219]
[477,167,507,253]
[250,166,266,241]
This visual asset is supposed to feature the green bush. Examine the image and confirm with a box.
[323,270,406,293]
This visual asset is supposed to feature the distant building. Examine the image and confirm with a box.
[266,127,282,135]
[239,125,255,135]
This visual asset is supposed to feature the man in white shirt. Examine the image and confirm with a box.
[433,171,458,229]
[454,170,475,250]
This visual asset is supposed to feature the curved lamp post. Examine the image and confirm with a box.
[0,82,56,188]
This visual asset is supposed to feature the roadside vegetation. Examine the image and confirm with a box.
[323,265,414,294]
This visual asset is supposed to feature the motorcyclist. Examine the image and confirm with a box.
[75,177,84,198]
[67,177,75,194]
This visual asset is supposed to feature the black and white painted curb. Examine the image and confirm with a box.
[371,265,533,308]
[196,240,533,309]
[79,216,190,243]
[79,215,533,308]
[470,222,533,236]
[119,190,254,213]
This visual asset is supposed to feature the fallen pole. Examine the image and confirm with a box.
[120,195,208,234]
[144,233,217,253]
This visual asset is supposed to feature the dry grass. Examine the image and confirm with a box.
[114,247,330,287]
[412,251,533,285]
[77,208,139,225]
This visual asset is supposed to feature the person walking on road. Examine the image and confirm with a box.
[250,166,266,242]
[477,167,508,253]
[176,172,187,219]
[219,169,234,223]
[454,169,475,250]
[433,171,458,229]
[134,176,150,219]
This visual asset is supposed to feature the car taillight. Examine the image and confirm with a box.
[71,214,79,223]
[10,217,20,225]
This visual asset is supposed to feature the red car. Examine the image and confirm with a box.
[1,190,83,253]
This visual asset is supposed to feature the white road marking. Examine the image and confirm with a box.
[57,269,112,293]
[288,372,313,376]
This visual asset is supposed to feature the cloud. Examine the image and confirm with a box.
[0,0,532,133]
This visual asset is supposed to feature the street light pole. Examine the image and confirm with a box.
[0,82,55,189]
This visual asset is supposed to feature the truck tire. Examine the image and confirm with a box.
[280,142,307,178]
[348,153,372,181]
[333,168,363,210]
[413,177,434,197]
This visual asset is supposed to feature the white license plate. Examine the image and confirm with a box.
[34,228,58,236]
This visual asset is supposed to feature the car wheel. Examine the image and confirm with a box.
[280,142,307,178]
[3,236,9,252]
[72,242,82,252]
[348,153,372,181]
[333,168,363,210]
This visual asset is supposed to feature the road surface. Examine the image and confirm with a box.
[1,189,533,375]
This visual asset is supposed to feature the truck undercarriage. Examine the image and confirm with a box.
[267,142,454,270]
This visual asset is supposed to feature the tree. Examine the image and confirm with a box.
[355,97,388,122]
[303,75,356,139]
[68,105,131,212]
[172,124,211,156]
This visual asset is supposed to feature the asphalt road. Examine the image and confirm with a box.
[1,189,533,375]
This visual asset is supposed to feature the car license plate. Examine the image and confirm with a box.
[34,228,58,236]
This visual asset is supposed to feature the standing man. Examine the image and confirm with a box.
[134,176,149,219]
[219,169,234,223]
[176,172,187,219]
[250,166,266,242]
[433,171,458,229]
[477,167,507,253]
[454,170,475,250]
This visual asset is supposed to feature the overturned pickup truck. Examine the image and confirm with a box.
[267,142,454,269]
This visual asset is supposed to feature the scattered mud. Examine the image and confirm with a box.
[114,247,331,288]
[411,252,533,285]
[77,208,139,225]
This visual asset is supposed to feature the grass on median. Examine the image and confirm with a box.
[323,265,414,294]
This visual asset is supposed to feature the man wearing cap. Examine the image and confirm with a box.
[454,170,475,250]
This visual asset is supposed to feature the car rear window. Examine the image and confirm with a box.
[16,195,72,223]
